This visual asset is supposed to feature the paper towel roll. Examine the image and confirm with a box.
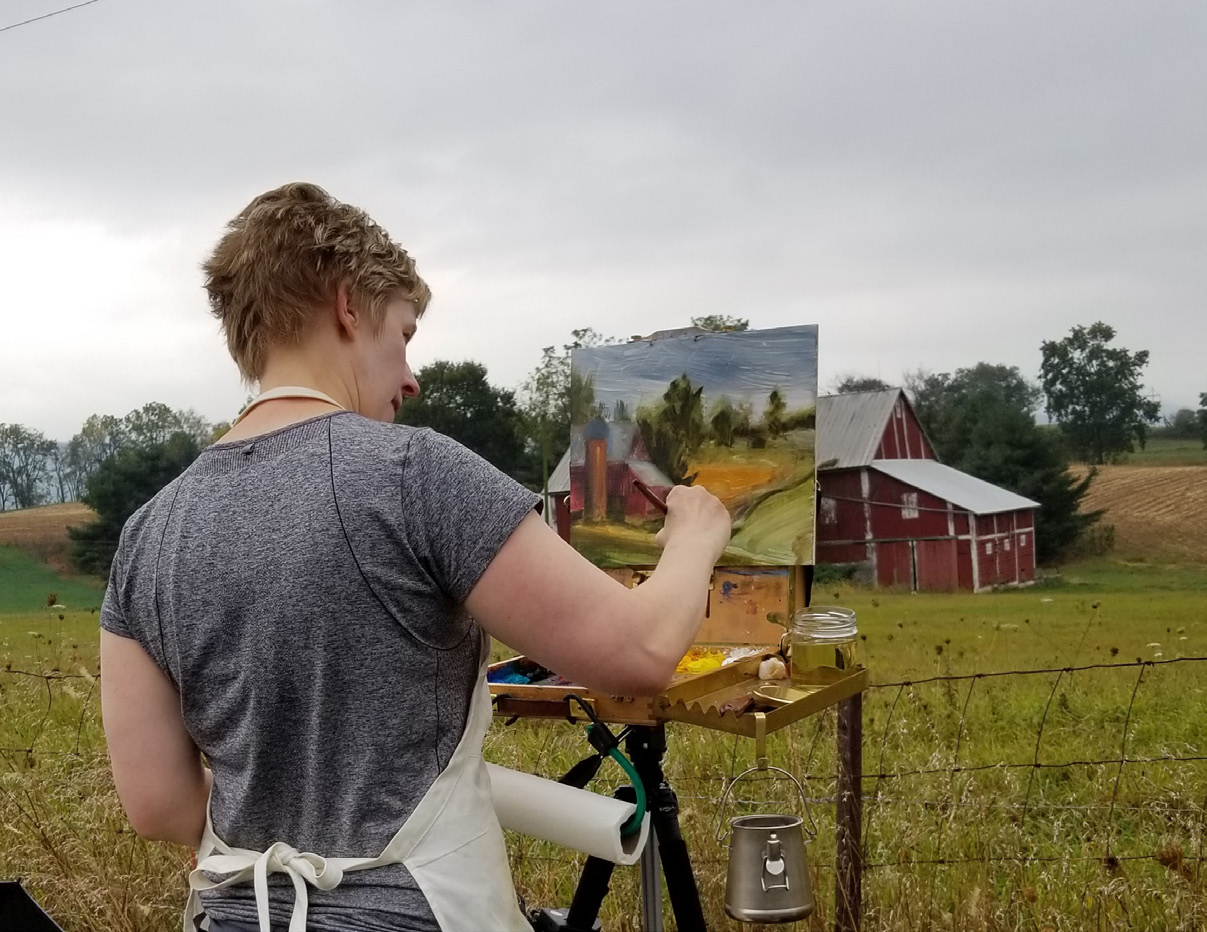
[487,763,650,866]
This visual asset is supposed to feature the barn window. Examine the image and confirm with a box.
[984,541,993,555]
[1004,538,1011,551]
[820,496,837,524]
[1020,533,1028,547]
[901,492,919,519]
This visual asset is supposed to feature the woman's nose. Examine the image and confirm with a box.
[402,364,420,398]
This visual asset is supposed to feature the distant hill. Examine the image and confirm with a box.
[0,502,96,573]
[1077,466,1207,564]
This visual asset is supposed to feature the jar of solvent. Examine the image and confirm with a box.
[790,606,857,688]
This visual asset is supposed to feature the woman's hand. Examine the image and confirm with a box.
[655,484,731,563]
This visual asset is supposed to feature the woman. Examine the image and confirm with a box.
[99,182,731,932]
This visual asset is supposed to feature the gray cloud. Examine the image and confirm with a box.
[2,0,1204,441]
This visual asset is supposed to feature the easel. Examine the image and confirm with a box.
[524,567,866,932]
[532,723,705,932]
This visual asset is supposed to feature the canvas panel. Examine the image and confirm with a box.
[568,325,818,567]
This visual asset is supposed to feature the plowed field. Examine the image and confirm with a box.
[1078,465,1207,562]
[0,502,95,570]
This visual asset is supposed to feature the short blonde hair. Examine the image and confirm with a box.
[203,182,431,382]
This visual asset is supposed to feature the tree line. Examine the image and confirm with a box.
[0,403,220,512]
[834,322,1203,564]
[3,316,1201,575]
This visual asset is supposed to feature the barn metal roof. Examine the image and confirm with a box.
[870,459,1039,515]
[547,449,570,493]
[816,389,905,469]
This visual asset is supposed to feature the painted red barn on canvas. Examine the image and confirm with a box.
[815,389,1039,592]
[559,419,674,524]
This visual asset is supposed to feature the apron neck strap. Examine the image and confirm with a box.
[234,386,346,426]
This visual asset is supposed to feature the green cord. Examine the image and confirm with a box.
[608,746,646,837]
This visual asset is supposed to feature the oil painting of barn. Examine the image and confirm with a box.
[815,389,1040,591]
[566,420,675,523]
[566,325,819,567]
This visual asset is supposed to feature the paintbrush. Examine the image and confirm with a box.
[632,479,669,514]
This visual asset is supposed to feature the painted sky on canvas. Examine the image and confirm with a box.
[573,326,818,419]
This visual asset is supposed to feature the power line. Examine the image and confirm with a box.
[0,0,103,35]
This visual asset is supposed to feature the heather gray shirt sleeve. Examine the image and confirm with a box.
[99,538,130,637]
[400,428,541,602]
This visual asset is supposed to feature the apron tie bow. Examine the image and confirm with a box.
[194,841,345,932]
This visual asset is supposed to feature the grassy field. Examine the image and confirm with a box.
[0,546,105,613]
[3,552,1207,930]
[1106,436,1207,468]
[2,439,1201,928]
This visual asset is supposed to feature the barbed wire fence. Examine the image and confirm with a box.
[3,595,1207,930]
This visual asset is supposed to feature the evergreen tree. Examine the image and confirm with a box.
[69,432,202,577]
[908,363,1101,563]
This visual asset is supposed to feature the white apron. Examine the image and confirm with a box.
[183,654,530,932]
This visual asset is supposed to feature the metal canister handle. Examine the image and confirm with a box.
[714,763,818,845]
[762,834,790,892]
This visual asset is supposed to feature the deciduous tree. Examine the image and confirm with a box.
[691,315,750,332]
[0,424,56,510]
[831,374,891,394]
[519,328,609,505]
[1163,408,1200,440]
[1039,322,1161,465]
[395,361,536,485]
[66,414,127,487]
[908,363,1100,564]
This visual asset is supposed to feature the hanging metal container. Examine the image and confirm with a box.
[717,755,817,924]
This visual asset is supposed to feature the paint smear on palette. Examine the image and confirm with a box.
[567,325,818,567]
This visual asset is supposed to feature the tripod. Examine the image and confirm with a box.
[532,722,706,932]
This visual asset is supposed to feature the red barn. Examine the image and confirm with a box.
[815,390,1039,592]
[559,419,674,523]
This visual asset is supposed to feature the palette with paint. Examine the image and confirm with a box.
[487,565,867,737]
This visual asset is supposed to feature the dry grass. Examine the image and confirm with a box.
[5,564,1207,931]
[1076,466,1207,563]
[0,503,96,574]
[2,507,1206,929]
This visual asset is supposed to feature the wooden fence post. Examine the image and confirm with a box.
[835,692,863,932]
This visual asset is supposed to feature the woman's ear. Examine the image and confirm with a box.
[334,281,358,340]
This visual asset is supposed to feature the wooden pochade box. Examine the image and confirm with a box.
[488,566,868,736]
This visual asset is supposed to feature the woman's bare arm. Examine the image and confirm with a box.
[465,484,731,695]
[100,630,211,847]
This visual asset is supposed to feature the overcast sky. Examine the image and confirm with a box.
[2,0,1204,441]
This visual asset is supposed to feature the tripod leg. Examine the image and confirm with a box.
[564,856,614,931]
[626,725,708,932]
[638,830,662,932]
[538,784,637,932]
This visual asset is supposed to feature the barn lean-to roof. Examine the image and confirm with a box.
[871,459,1039,515]
[816,389,914,469]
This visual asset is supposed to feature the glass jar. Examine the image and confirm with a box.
[789,606,857,688]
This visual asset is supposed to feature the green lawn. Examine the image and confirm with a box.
[1087,436,1207,467]
[0,545,105,613]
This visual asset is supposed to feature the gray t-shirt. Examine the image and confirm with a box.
[100,413,539,931]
